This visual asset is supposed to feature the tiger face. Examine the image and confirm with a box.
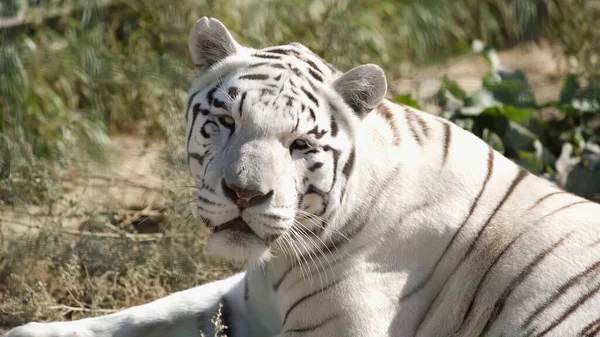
[186,18,386,263]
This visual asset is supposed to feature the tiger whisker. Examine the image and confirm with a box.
[289,225,322,288]
[291,220,335,290]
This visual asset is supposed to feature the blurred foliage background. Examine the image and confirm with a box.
[0,0,599,330]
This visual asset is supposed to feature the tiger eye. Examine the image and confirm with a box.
[218,116,235,127]
[291,139,309,150]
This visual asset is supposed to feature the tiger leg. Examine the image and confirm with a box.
[3,273,263,337]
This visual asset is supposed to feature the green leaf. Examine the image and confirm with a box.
[483,69,536,108]
[504,121,538,151]
[501,105,535,124]
[435,75,467,107]
[516,149,544,174]
[462,89,502,116]
[395,94,421,109]
[482,129,505,153]
[559,74,580,105]
[472,107,510,138]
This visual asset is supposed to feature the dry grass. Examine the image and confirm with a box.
[0,93,239,333]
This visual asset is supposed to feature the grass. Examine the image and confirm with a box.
[0,91,238,328]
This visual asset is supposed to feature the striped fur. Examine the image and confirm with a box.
[6,16,600,337]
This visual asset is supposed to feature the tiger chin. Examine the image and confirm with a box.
[5,16,600,337]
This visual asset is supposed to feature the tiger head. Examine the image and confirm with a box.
[186,17,387,263]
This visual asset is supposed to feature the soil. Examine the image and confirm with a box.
[390,40,566,114]
[0,136,167,238]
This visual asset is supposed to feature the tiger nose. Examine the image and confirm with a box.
[221,179,274,210]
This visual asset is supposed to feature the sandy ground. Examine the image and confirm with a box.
[391,41,566,113]
[0,136,167,239]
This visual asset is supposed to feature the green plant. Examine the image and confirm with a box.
[428,43,600,201]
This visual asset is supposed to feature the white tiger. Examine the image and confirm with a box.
[5,17,600,337]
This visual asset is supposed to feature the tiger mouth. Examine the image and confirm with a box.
[211,217,280,243]
[212,217,254,234]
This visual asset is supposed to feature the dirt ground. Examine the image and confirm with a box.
[391,40,566,113]
[0,136,167,239]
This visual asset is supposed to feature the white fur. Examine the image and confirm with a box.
[6,17,600,337]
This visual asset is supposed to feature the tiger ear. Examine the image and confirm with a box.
[333,64,387,117]
[189,17,240,71]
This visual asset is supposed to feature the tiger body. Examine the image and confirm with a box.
[5,17,600,337]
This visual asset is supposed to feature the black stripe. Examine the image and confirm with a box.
[291,67,302,77]
[405,108,423,145]
[185,90,202,123]
[308,107,316,121]
[305,59,325,74]
[196,194,217,206]
[247,62,269,69]
[308,162,324,172]
[342,148,355,179]
[263,48,291,55]
[534,282,600,337]
[285,313,341,333]
[400,147,495,301]
[415,157,525,335]
[253,53,282,59]
[581,317,600,337]
[322,145,340,192]
[239,74,269,81]
[207,87,218,106]
[377,103,401,146]
[325,163,403,255]
[213,98,227,109]
[282,279,342,326]
[476,233,572,336]
[308,68,323,82]
[261,88,275,96]
[188,152,205,166]
[228,86,239,99]
[284,94,294,107]
[544,200,591,218]
[238,92,247,117]
[244,274,249,302]
[442,121,451,166]
[307,126,326,139]
[528,191,568,210]
[462,168,528,259]
[274,265,295,292]
[186,102,204,161]
[414,112,430,139]
[522,260,600,329]
[330,115,339,137]
[301,86,319,106]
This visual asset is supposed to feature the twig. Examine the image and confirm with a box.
[47,305,118,314]
[0,217,170,242]
[0,217,41,229]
